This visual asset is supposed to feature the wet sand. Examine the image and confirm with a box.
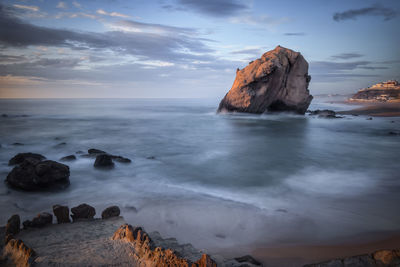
[338,102,400,117]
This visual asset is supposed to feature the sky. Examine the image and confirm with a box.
[0,0,399,98]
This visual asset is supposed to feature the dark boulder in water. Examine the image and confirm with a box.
[94,154,114,169]
[111,155,132,163]
[88,148,107,155]
[234,255,261,266]
[8,153,46,166]
[6,214,20,236]
[60,155,76,161]
[6,158,70,191]
[71,204,96,221]
[101,206,120,219]
[308,109,342,118]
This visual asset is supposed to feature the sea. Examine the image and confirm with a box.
[0,97,399,251]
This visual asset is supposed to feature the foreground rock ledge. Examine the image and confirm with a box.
[218,45,313,114]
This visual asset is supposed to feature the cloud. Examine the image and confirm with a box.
[230,48,264,55]
[333,5,397,22]
[311,61,371,71]
[170,0,249,17]
[108,20,196,35]
[284,32,306,36]
[331,53,364,60]
[13,4,39,12]
[57,2,67,9]
[96,9,130,18]
[72,1,81,8]
[230,14,289,27]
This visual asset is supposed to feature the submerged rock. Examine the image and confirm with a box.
[308,109,342,118]
[111,155,131,163]
[8,153,46,166]
[88,148,107,155]
[218,45,312,114]
[53,205,71,224]
[60,155,76,161]
[94,154,114,169]
[235,255,262,266]
[101,206,121,219]
[71,204,96,221]
[6,158,70,191]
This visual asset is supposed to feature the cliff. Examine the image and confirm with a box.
[349,80,400,102]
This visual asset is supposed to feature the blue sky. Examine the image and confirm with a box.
[0,0,399,98]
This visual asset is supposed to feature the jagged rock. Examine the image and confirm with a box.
[88,148,107,155]
[8,153,46,166]
[23,212,53,228]
[111,155,132,163]
[94,154,114,169]
[101,206,120,219]
[60,155,76,161]
[303,249,400,267]
[6,214,20,236]
[111,224,217,267]
[71,204,96,221]
[235,255,262,266]
[6,159,70,191]
[3,239,36,267]
[53,205,71,223]
[218,45,312,114]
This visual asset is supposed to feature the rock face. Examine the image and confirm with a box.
[71,204,96,221]
[6,156,70,191]
[101,206,120,219]
[53,205,71,223]
[112,224,217,267]
[303,249,400,267]
[218,45,313,114]
[3,239,36,267]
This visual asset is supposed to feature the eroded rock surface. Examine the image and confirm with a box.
[218,45,313,114]
[71,204,96,221]
[53,205,71,224]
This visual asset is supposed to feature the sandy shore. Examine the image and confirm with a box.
[338,102,400,117]
[214,231,400,266]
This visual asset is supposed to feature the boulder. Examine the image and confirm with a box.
[71,204,96,221]
[6,159,70,191]
[218,45,312,114]
[6,214,20,236]
[88,148,107,155]
[308,109,342,118]
[8,153,46,166]
[53,205,71,223]
[94,154,114,169]
[101,206,120,219]
[23,212,53,228]
[60,155,76,161]
[111,155,131,163]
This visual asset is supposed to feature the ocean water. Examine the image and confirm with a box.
[0,98,399,251]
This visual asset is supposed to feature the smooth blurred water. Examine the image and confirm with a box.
[0,98,399,250]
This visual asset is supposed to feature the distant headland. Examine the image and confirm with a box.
[349,80,400,103]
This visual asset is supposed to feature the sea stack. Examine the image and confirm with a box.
[217,45,313,114]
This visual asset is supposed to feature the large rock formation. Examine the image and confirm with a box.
[218,45,313,114]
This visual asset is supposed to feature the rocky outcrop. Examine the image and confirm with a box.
[102,206,120,219]
[308,109,343,118]
[71,204,96,221]
[6,156,70,191]
[349,80,400,102]
[111,224,217,267]
[304,249,400,267]
[53,205,71,224]
[60,155,76,161]
[3,239,36,267]
[218,45,313,114]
